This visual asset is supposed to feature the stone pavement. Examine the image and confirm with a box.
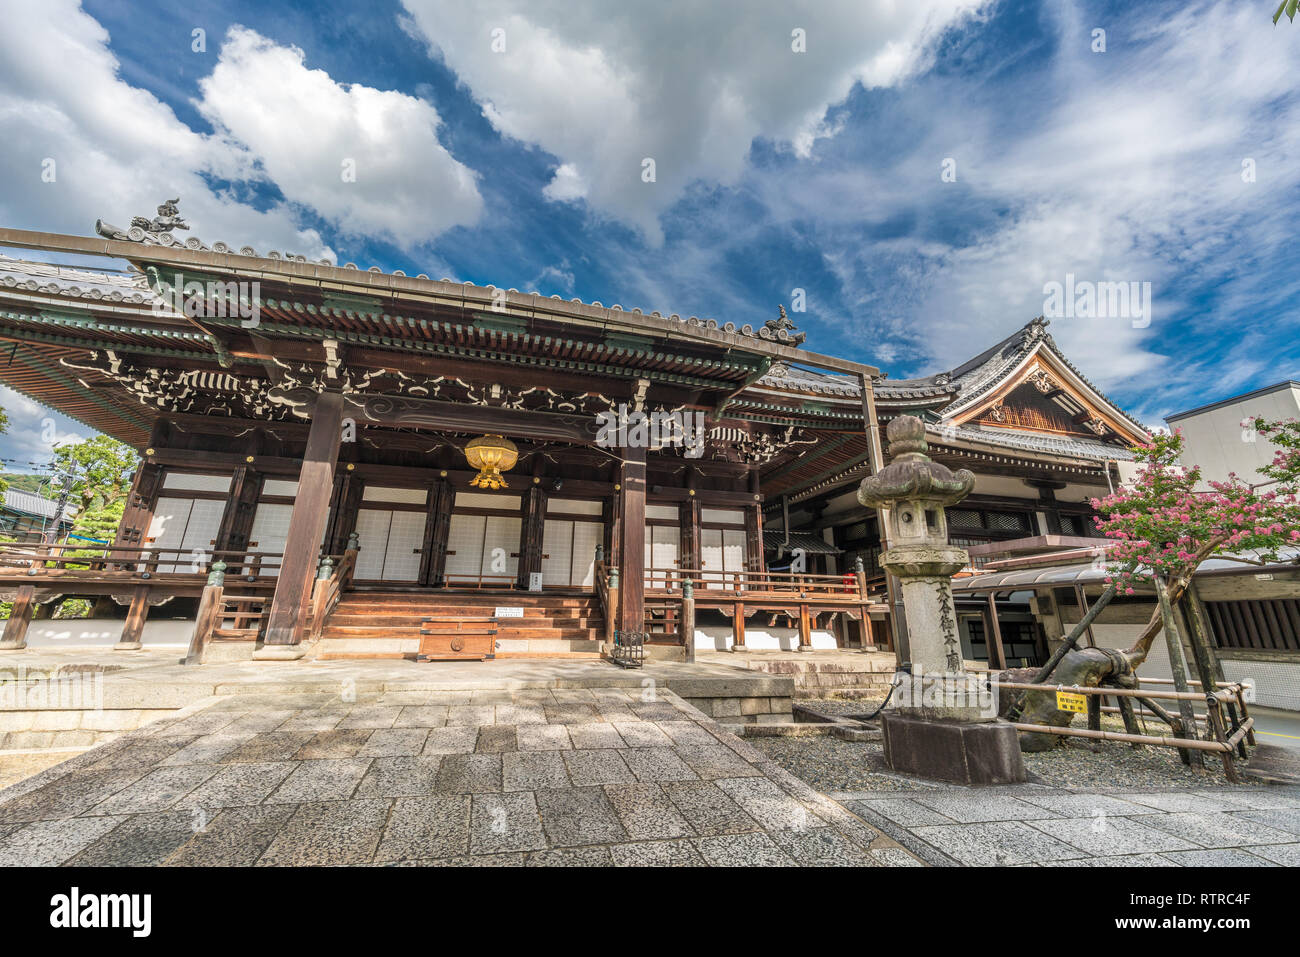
[0,686,913,866]
[837,784,1300,866]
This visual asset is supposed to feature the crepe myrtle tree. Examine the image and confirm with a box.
[1001,421,1300,751]
[1276,1,1299,25]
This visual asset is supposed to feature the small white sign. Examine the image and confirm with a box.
[528,572,543,592]
[495,606,524,618]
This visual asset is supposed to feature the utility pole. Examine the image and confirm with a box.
[41,463,81,545]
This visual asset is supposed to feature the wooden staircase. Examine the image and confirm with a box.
[315,591,605,660]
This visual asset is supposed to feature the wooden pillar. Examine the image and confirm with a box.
[606,493,621,570]
[985,592,1007,670]
[422,476,454,585]
[680,496,701,575]
[325,471,363,555]
[112,461,163,558]
[215,465,262,563]
[260,393,344,654]
[732,599,746,652]
[115,585,151,651]
[0,584,36,650]
[681,578,696,663]
[792,603,811,652]
[518,483,547,589]
[618,444,646,633]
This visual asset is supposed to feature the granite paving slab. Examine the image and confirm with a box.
[375,796,470,862]
[563,748,637,787]
[68,809,199,866]
[608,838,705,866]
[259,799,391,866]
[336,706,403,730]
[359,728,430,757]
[0,815,125,866]
[355,756,445,798]
[1027,817,1201,856]
[603,783,694,840]
[174,761,296,810]
[535,786,628,847]
[1240,842,1300,865]
[469,792,547,854]
[1156,848,1278,866]
[265,758,371,803]
[295,728,374,759]
[1229,807,1300,836]
[163,805,297,866]
[911,821,1087,866]
[1135,811,1300,848]
[502,750,570,792]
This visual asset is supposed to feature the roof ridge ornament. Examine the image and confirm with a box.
[96,197,204,248]
[758,304,806,346]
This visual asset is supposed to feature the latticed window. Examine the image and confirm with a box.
[1204,600,1300,653]
[842,521,869,542]
[948,509,983,531]
[984,510,1031,534]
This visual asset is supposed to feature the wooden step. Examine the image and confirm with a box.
[319,625,602,641]
[340,592,594,603]
[325,614,603,629]
[332,602,597,616]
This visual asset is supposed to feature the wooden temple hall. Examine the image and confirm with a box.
[0,209,1151,665]
[0,212,901,662]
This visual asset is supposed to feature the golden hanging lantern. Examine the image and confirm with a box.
[464,433,518,489]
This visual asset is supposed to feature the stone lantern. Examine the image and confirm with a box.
[857,415,1024,784]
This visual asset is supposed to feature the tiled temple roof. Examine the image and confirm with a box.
[929,423,1136,463]
[0,254,154,304]
[879,317,1147,435]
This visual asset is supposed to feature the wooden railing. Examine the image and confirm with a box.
[644,566,869,602]
[307,549,357,643]
[440,573,519,589]
[0,542,286,581]
[184,547,349,664]
[988,677,1256,782]
[594,556,618,646]
[638,565,885,650]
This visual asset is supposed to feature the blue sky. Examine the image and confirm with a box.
[1,0,1298,469]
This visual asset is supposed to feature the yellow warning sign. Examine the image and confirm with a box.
[1056,691,1088,714]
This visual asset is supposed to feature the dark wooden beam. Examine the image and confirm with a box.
[618,445,647,633]
[261,392,344,652]
[343,393,599,445]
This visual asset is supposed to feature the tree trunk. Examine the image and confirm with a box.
[997,571,1198,751]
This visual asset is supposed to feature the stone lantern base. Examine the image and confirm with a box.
[882,713,1026,786]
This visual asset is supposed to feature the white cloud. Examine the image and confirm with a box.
[542,163,587,202]
[400,0,987,242]
[0,385,87,470]
[732,0,1300,406]
[0,1,334,259]
[0,4,486,258]
[197,27,483,249]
